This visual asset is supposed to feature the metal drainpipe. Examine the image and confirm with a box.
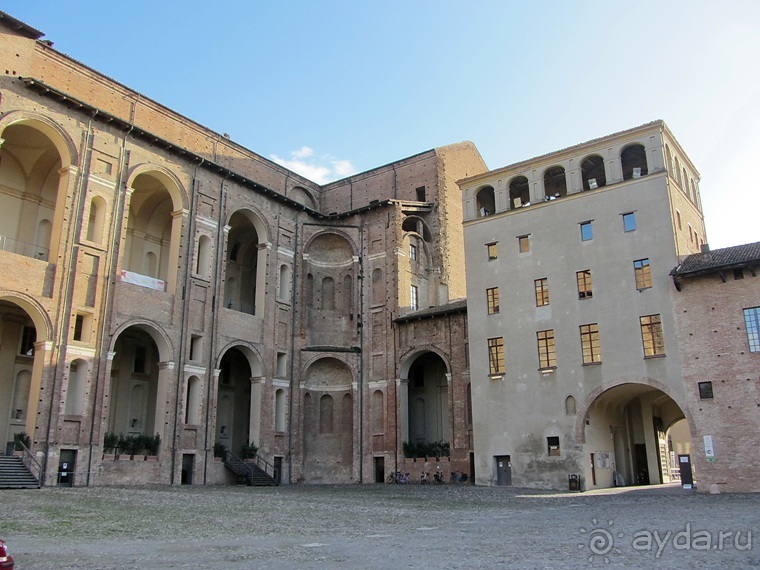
[43,112,96,485]
[202,171,228,484]
[286,209,301,484]
[85,123,132,485]
[169,160,201,485]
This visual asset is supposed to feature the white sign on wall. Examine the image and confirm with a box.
[704,435,715,462]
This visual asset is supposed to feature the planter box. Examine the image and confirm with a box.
[102,453,116,461]
[144,455,158,462]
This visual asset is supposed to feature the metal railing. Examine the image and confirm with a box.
[17,440,42,484]
[224,450,278,485]
[0,235,49,261]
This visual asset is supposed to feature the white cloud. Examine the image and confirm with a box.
[270,147,356,184]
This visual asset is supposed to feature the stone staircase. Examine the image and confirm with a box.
[224,451,278,486]
[0,454,40,489]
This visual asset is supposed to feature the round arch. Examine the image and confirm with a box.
[216,341,264,377]
[398,346,452,380]
[574,376,692,444]
[300,355,355,388]
[303,230,358,260]
[0,292,53,341]
[127,164,187,212]
[288,186,317,209]
[109,319,174,363]
[0,111,78,167]
[225,206,272,245]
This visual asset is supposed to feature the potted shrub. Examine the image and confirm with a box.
[241,441,258,460]
[402,441,416,461]
[213,442,227,461]
[13,432,31,456]
[103,432,118,460]
[144,434,160,460]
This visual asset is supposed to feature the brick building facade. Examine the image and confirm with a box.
[0,12,485,486]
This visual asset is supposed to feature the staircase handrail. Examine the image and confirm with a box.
[17,440,42,483]
[248,449,278,482]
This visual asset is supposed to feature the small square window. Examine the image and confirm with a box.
[518,235,530,253]
[580,221,593,241]
[416,186,426,201]
[622,212,636,232]
[734,268,744,280]
[547,436,560,456]
[698,381,713,400]
[487,242,498,260]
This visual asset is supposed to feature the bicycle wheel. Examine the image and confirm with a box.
[386,473,395,483]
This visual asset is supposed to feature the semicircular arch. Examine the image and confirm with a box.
[0,291,53,341]
[0,111,78,167]
[216,341,264,377]
[109,319,174,362]
[398,346,452,379]
[127,164,188,212]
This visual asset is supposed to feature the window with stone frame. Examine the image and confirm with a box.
[640,314,665,357]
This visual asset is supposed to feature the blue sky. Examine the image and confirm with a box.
[8,1,760,248]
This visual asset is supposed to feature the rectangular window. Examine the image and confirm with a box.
[73,315,84,341]
[744,307,760,352]
[580,221,593,241]
[734,268,744,280]
[409,244,417,261]
[189,335,202,361]
[698,381,713,400]
[640,314,665,357]
[580,323,601,364]
[534,278,549,307]
[410,285,419,311]
[547,436,560,456]
[19,325,36,356]
[486,287,500,315]
[416,186,426,201]
[688,224,694,243]
[576,270,592,299]
[487,242,498,260]
[676,210,682,229]
[622,212,636,232]
[487,337,505,375]
[518,235,530,253]
[634,258,652,290]
[537,329,556,369]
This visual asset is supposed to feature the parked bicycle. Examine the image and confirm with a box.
[386,471,410,484]
[433,467,445,484]
[450,470,469,483]
[420,471,430,484]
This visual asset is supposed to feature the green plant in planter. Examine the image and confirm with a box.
[402,441,416,459]
[241,440,258,459]
[213,442,227,458]
[116,433,130,455]
[145,434,160,456]
[103,432,118,453]
[416,441,431,458]
[13,432,31,451]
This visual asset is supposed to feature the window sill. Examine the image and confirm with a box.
[644,354,666,360]
[488,373,505,380]
[538,367,557,374]
[582,362,602,367]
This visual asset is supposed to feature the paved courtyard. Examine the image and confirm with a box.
[2,483,759,569]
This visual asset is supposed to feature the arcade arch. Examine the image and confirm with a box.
[224,210,268,316]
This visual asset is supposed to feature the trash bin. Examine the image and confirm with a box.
[568,474,580,491]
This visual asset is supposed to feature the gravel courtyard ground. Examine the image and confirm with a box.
[2,483,759,569]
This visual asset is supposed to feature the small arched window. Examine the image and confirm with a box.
[580,155,606,190]
[565,395,576,415]
[476,186,495,217]
[509,176,530,209]
[621,144,648,180]
[543,166,567,199]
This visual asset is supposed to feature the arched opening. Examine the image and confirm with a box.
[580,155,606,190]
[509,176,530,209]
[86,196,106,244]
[621,144,648,181]
[543,166,567,199]
[278,264,291,301]
[401,216,432,242]
[406,352,449,449]
[216,347,254,457]
[109,325,168,445]
[224,210,267,315]
[0,122,68,261]
[124,171,182,292]
[64,359,87,416]
[196,235,211,278]
[0,298,50,450]
[302,357,353,483]
[185,375,201,425]
[580,382,691,489]
[476,186,495,217]
[565,395,576,416]
[288,186,316,209]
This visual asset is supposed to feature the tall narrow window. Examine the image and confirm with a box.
[409,244,417,261]
[537,329,556,369]
[576,270,592,299]
[20,326,36,356]
[410,285,419,311]
[640,314,665,357]
[534,278,549,306]
[622,212,636,232]
[634,258,652,290]
[488,337,505,375]
[487,242,498,260]
[580,323,601,364]
[416,186,426,201]
[676,210,682,229]
[743,307,760,352]
[486,287,500,315]
[518,235,530,253]
[580,221,593,241]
